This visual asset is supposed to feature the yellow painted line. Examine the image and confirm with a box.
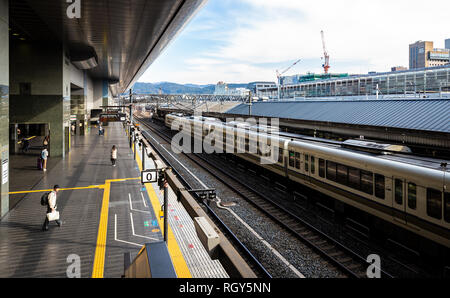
[92,180,111,278]
[108,177,139,183]
[9,179,138,195]
[9,184,104,195]
[136,149,191,278]
[17,135,36,144]
[90,177,139,278]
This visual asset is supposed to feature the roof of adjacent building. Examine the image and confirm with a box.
[225,99,450,133]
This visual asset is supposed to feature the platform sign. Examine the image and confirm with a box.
[141,170,157,184]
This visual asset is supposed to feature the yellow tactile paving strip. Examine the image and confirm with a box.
[135,147,192,278]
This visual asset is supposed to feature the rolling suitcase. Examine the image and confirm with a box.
[37,157,42,170]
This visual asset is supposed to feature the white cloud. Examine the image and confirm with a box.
[140,0,450,84]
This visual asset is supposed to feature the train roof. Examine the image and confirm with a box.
[171,114,450,172]
[225,99,450,133]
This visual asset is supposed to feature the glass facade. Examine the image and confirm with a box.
[261,66,450,99]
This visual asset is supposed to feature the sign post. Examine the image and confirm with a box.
[141,140,145,171]
[163,175,168,243]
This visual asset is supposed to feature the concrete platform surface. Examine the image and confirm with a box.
[0,123,161,277]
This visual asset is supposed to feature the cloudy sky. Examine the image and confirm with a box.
[138,0,450,85]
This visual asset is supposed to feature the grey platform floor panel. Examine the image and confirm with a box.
[0,123,137,278]
[104,181,163,278]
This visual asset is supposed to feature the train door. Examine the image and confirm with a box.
[392,177,407,224]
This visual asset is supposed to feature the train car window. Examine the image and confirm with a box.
[289,151,295,167]
[278,148,283,164]
[445,193,450,223]
[374,174,385,199]
[408,183,417,209]
[394,179,403,205]
[426,188,442,220]
[326,161,337,181]
[337,164,348,185]
[295,152,301,169]
[305,154,309,172]
[319,159,325,178]
[311,156,315,174]
[348,167,360,190]
[360,171,374,195]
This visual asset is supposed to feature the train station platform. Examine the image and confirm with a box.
[0,122,227,278]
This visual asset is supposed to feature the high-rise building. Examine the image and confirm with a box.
[391,66,408,72]
[446,38,450,50]
[409,40,450,69]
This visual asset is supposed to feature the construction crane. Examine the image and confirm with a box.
[275,58,301,99]
[321,30,330,74]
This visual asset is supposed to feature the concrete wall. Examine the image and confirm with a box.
[9,41,69,157]
[0,0,8,217]
[86,73,94,113]
[93,79,103,110]
[69,63,84,88]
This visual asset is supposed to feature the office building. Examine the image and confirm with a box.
[409,40,450,69]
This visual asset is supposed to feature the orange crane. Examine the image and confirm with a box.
[321,30,330,74]
[276,58,301,99]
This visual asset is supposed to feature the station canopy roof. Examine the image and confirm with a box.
[9,0,207,96]
[225,99,450,133]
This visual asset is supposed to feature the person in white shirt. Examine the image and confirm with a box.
[42,185,62,231]
[111,145,117,166]
[41,147,49,171]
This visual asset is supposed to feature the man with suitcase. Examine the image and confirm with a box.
[42,185,62,231]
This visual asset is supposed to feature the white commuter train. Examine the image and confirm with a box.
[165,113,450,248]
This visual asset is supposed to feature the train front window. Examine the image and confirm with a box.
[310,156,315,174]
[375,174,385,199]
[408,183,417,210]
[394,179,403,205]
[319,159,325,178]
[305,154,309,172]
[444,192,450,223]
[427,188,442,220]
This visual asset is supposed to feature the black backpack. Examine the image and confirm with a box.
[40,192,50,206]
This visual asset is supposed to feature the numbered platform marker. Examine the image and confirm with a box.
[141,170,157,184]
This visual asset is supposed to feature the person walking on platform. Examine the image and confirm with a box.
[111,145,117,166]
[41,146,49,172]
[42,185,62,231]
[21,138,30,153]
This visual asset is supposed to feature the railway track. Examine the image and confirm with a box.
[135,115,394,278]
[134,117,272,278]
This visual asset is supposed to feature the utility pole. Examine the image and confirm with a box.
[163,173,168,242]
[133,131,136,160]
[158,168,171,243]
[141,139,145,171]
[248,91,252,116]
[129,89,133,125]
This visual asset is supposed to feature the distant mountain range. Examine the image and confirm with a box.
[132,82,250,95]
